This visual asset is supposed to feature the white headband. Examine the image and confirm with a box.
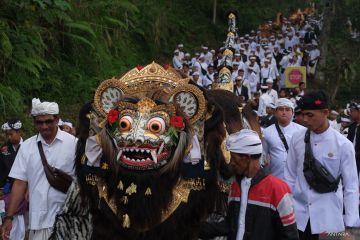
[276,98,294,109]
[226,129,263,155]
[341,117,351,123]
[1,120,22,131]
[62,121,73,128]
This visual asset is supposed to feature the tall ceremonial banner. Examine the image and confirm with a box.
[285,66,306,88]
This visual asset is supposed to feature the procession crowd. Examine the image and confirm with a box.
[0,6,359,240]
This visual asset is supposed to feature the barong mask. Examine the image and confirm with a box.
[110,98,178,170]
[212,48,234,93]
[93,62,207,171]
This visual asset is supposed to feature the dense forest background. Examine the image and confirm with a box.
[0,0,359,137]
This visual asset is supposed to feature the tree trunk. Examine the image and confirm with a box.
[212,0,217,24]
[314,0,335,88]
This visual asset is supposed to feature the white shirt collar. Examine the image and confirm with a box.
[37,128,66,145]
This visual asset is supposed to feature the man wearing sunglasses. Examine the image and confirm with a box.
[1,98,76,240]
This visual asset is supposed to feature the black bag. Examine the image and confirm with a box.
[275,122,289,152]
[303,129,341,193]
[308,60,316,67]
[200,65,207,76]
[37,142,73,193]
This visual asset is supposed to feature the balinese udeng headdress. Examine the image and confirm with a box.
[2,119,22,131]
[90,62,207,170]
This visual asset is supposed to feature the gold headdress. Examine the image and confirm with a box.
[228,13,236,20]
[93,62,206,124]
[223,49,233,57]
[227,32,235,37]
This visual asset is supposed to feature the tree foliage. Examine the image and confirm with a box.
[0,0,307,137]
[314,0,360,106]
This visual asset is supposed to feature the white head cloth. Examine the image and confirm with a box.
[341,117,351,123]
[31,98,59,116]
[276,98,294,110]
[266,78,274,83]
[226,129,263,155]
[330,110,339,115]
[62,121,73,128]
[1,120,22,131]
[266,102,275,109]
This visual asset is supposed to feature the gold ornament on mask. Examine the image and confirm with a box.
[204,159,211,171]
[101,162,109,170]
[117,180,124,190]
[85,174,100,186]
[145,187,152,196]
[228,13,236,19]
[122,214,130,228]
[223,49,233,57]
[227,32,235,37]
[122,196,128,204]
[125,183,137,196]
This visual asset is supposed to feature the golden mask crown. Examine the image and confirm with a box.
[228,13,236,19]
[223,49,233,56]
[219,67,231,75]
[120,62,184,87]
[93,62,207,125]
[227,32,235,37]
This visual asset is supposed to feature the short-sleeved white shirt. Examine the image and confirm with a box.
[9,129,76,230]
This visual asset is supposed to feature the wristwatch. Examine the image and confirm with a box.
[3,215,13,221]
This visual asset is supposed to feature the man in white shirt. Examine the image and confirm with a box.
[307,43,320,76]
[177,43,185,61]
[279,53,290,88]
[231,62,240,81]
[172,50,183,70]
[285,33,296,50]
[202,65,214,89]
[247,67,258,97]
[191,52,200,67]
[265,78,278,103]
[1,98,77,240]
[329,110,340,131]
[261,59,276,85]
[202,46,213,65]
[263,98,305,179]
[258,86,273,117]
[197,54,208,78]
[245,56,260,81]
[284,91,359,239]
[192,71,201,87]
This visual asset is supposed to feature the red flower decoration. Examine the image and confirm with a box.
[314,100,322,105]
[170,116,184,129]
[163,64,170,70]
[108,109,119,125]
[136,65,144,70]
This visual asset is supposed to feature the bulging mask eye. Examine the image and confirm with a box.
[147,117,166,134]
[119,116,133,132]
